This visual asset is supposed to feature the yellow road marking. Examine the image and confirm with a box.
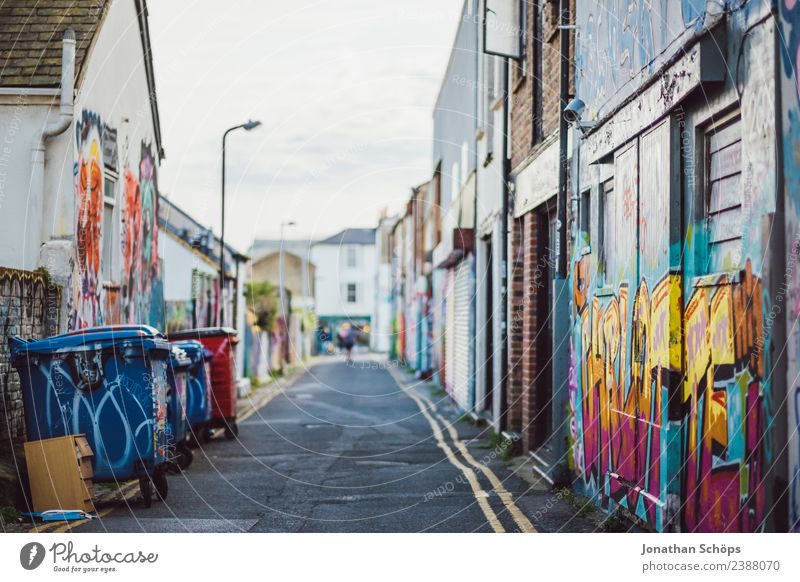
[387,366,537,533]
[389,373,504,532]
[415,394,536,533]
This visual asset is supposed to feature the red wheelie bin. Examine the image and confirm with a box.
[167,328,240,440]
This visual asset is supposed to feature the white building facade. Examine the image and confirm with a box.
[311,228,377,344]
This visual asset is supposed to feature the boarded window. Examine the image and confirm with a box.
[102,175,117,281]
[600,178,614,278]
[706,116,743,273]
[580,189,591,240]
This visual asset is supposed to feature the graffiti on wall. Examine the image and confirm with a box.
[25,352,168,478]
[682,261,769,532]
[571,253,772,531]
[71,109,162,330]
[121,143,162,327]
[73,110,105,329]
[572,252,682,530]
[780,0,800,532]
[576,0,708,117]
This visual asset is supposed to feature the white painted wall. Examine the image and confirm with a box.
[373,262,393,352]
[312,243,377,319]
[0,102,52,270]
[158,231,217,302]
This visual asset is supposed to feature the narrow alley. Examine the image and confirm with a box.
[59,358,595,534]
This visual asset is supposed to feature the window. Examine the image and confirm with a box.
[345,246,357,268]
[705,115,743,273]
[532,0,544,144]
[580,189,591,241]
[346,283,357,303]
[102,175,117,281]
[599,178,614,278]
[513,0,528,87]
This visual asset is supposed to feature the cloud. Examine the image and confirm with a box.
[148,0,464,249]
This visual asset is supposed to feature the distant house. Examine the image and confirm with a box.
[157,194,248,336]
[373,214,398,353]
[248,240,315,310]
[246,240,316,368]
[311,228,376,346]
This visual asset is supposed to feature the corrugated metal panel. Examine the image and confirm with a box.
[452,259,473,410]
[444,269,456,394]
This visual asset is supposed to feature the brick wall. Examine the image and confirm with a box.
[510,0,575,172]
[0,268,61,449]
[519,211,543,454]
[506,217,525,431]
[505,213,543,452]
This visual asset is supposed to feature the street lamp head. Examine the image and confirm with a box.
[243,119,262,131]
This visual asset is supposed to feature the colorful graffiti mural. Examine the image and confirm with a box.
[71,109,163,330]
[572,251,682,530]
[566,0,788,532]
[121,143,163,328]
[571,256,771,531]
[681,261,770,532]
[73,110,105,329]
[780,0,800,532]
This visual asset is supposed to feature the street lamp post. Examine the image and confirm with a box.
[220,119,261,326]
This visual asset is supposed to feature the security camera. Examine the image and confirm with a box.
[563,98,595,136]
[563,98,585,124]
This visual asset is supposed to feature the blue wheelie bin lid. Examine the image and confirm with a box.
[171,340,208,364]
[9,324,169,358]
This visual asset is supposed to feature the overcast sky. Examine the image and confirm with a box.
[147,0,465,251]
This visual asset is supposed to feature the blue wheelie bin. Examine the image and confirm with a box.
[9,325,171,508]
[166,345,193,470]
[171,340,212,446]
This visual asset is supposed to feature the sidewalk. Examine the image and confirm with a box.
[387,360,637,533]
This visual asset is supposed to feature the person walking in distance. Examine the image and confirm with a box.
[337,323,355,363]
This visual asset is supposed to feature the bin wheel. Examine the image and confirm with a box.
[204,428,215,442]
[189,428,205,448]
[139,477,153,508]
[176,443,194,470]
[153,471,169,501]
[224,422,239,440]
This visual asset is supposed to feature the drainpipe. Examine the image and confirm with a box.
[499,56,510,432]
[30,29,75,268]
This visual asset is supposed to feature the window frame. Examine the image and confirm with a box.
[102,170,119,284]
[598,178,614,284]
[346,282,357,304]
[702,110,743,275]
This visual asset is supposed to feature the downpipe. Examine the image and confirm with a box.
[29,29,75,268]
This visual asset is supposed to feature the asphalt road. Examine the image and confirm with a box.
[64,356,586,533]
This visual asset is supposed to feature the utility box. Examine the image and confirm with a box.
[24,435,94,513]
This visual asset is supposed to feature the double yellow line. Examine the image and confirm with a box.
[390,369,536,533]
